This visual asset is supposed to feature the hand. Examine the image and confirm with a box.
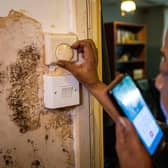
[56,39,100,90]
[57,39,121,121]
[115,117,153,168]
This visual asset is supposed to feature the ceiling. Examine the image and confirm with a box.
[103,0,168,8]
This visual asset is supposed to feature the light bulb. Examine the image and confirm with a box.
[121,0,136,12]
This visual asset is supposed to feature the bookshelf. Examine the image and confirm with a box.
[104,21,147,80]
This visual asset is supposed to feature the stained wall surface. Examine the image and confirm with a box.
[0,0,88,167]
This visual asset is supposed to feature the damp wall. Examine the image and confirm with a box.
[0,0,76,33]
[0,0,91,168]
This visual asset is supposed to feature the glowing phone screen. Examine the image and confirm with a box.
[108,75,163,155]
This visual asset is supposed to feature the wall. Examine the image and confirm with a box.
[0,0,75,33]
[102,0,164,79]
[0,0,91,168]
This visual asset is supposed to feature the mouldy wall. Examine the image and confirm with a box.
[0,10,75,168]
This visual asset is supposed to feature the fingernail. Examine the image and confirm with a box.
[117,117,127,129]
[56,62,65,67]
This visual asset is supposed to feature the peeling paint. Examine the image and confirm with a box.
[0,10,75,168]
[44,111,72,130]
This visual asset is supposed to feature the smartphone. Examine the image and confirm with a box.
[108,75,163,155]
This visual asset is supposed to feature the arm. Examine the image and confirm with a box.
[86,78,122,122]
[57,39,120,122]
[57,39,152,167]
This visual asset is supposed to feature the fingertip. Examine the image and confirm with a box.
[116,117,128,144]
[56,60,77,74]
[71,40,82,49]
[116,117,127,129]
[56,61,66,67]
[71,39,90,48]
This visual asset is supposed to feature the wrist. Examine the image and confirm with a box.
[86,81,106,94]
[86,80,120,122]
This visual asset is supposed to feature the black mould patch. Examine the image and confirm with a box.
[47,112,72,130]
[7,45,41,133]
[0,147,18,167]
[0,65,6,94]
[0,71,5,84]
[27,138,34,145]
[3,155,14,166]
[31,160,44,168]
[27,138,39,153]
[62,148,69,153]
[45,134,48,141]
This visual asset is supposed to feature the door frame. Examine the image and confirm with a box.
[75,0,103,167]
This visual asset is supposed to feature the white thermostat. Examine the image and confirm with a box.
[44,33,78,65]
[43,74,80,109]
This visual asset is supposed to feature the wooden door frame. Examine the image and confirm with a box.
[87,0,103,168]
[75,0,103,167]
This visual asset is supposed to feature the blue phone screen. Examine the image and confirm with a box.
[109,75,163,155]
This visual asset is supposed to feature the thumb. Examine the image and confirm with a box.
[116,117,129,144]
[56,60,78,73]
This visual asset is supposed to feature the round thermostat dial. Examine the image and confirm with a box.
[55,44,73,61]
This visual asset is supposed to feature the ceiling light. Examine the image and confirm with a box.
[121,0,136,14]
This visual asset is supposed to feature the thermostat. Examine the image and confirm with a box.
[43,74,80,109]
[44,33,78,65]
[55,43,73,61]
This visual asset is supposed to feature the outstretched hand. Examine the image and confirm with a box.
[56,39,100,90]
[57,39,153,167]
[57,39,121,121]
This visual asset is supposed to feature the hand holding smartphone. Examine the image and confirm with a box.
[108,75,163,155]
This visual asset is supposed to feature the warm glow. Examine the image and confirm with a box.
[121,0,136,12]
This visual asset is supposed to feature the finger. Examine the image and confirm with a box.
[86,39,97,52]
[87,39,98,63]
[106,73,124,92]
[71,40,87,49]
[116,117,138,142]
[116,117,129,145]
[56,60,78,74]
[71,40,96,61]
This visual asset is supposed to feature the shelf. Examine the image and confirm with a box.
[104,21,147,79]
[117,60,145,64]
[116,41,146,45]
[114,21,144,29]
